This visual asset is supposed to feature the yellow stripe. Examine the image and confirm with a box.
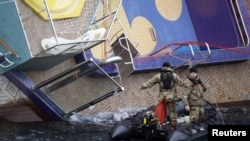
[23,0,86,20]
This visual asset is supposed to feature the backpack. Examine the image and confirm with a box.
[160,70,174,89]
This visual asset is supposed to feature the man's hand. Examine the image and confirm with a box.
[185,106,190,111]
[203,87,207,92]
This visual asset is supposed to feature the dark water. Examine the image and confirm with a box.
[0,121,113,141]
[1,107,250,141]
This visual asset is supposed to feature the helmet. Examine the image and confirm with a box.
[189,67,198,73]
[162,62,171,67]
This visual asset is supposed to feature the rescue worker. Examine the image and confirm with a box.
[140,62,186,129]
[183,67,207,125]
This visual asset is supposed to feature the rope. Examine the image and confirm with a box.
[209,87,225,125]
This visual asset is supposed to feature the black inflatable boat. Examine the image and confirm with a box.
[109,99,221,141]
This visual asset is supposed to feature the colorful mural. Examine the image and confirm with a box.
[118,0,250,71]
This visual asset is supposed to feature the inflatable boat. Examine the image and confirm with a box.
[109,99,221,141]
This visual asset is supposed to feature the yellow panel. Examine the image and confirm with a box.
[23,0,86,20]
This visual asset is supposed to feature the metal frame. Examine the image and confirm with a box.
[230,0,249,47]
[0,52,14,68]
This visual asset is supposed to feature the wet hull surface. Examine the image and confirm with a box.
[0,121,112,141]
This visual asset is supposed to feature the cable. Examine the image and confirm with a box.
[209,87,225,125]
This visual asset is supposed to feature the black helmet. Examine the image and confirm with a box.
[189,67,198,73]
[162,62,171,67]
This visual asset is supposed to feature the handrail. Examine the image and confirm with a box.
[63,87,123,119]
[230,0,249,47]
[173,43,195,70]
[0,39,20,58]
[47,56,122,92]
[32,59,92,89]
[118,37,130,52]
[191,42,211,68]
[149,41,211,69]
[32,56,122,90]
[0,52,14,68]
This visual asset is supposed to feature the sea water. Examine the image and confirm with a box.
[0,107,249,141]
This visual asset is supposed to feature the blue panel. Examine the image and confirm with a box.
[122,0,250,71]
[78,0,250,74]
[122,0,197,54]
[0,1,31,73]
[186,0,243,48]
